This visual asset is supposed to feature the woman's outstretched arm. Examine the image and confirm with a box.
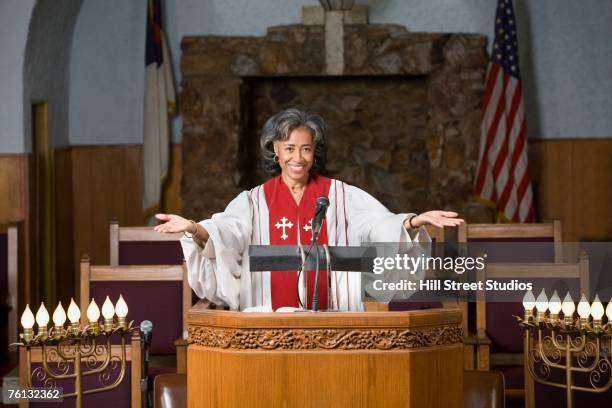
[154,213,210,247]
[403,211,464,230]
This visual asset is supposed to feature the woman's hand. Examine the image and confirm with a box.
[407,211,464,229]
[153,214,195,234]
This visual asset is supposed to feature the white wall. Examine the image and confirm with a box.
[360,0,612,138]
[24,0,82,151]
[0,0,36,153]
[515,1,612,138]
[68,0,147,145]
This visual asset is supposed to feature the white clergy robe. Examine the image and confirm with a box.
[180,175,429,311]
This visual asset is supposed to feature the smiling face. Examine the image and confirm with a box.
[273,127,315,185]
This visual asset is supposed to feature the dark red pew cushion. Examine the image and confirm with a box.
[119,241,183,265]
[90,281,182,355]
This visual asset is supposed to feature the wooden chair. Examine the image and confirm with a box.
[1,223,19,364]
[457,220,564,371]
[18,332,141,407]
[458,220,563,262]
[475,254,589,408]
[424,225,445,243]
[79,257,190,375]
[464,370,505,408]
[109,220,183,266]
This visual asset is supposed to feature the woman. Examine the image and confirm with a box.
[155,108,463,311]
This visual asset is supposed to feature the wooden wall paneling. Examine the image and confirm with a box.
[554,141,577,242]
[0,154,32,308]
[163,144,182,215]
[530,140,553,235]
[70,144,182,275]
[527,140,545,220]
[95,147,120,264]
[529,139,612,242]
[71,146,143,277]
[534,140,575,241]
[93,147,121,264]
[0,155,28,223]
[53,147,74,305]
[122,146,144,223]
[570,139,612,240]
[71,146,93,294]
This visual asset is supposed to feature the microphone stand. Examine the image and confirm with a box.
[306,196,330,312]
[312,239,321,311]
[311,214,324,312]
[297,243,306,310]
[140,321,153,408]
[323,244,333,310]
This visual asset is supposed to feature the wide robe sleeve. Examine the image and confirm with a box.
[344,184,429,244]
[343,184,431,302]
[180,191,252,310]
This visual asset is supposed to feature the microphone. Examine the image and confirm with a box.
[311,196,330,243]
[140,320,153,350]
[140,320,153,408]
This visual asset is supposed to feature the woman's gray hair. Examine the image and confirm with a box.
[260,108,327,175]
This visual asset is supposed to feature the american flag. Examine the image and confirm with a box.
[474,0,535,223]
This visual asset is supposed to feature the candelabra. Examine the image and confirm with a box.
[15,295,134,408]
[517,289,612,408]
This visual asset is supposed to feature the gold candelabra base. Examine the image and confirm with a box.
[16,321,135,408]
[517,316,612,408]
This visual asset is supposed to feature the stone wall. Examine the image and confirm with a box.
[180,24,492,221]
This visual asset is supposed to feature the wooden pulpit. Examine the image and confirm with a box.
[187,302,464,407]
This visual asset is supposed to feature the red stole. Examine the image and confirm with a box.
[263,174,331,310]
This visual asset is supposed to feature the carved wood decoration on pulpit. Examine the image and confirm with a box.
[188,323,463,351]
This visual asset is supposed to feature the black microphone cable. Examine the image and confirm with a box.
[297,239,317,309]
[311,240,321,311]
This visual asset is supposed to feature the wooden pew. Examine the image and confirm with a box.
[1,222,19,363]
[109,220,182,266]
[80,257,190,375]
